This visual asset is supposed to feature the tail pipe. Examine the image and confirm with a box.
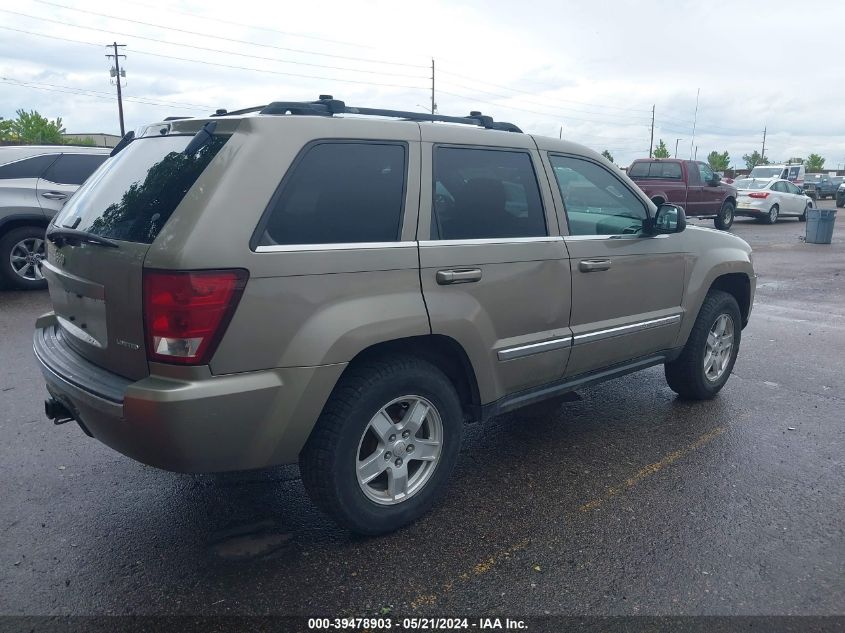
[44,398,74,425]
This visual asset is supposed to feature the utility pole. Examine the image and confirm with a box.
[694,145,698,160]
[675,138,683,158]
[689,87,700,160]
[761,126,767,161]
[430,58,436,115]
[106,42,127,136]
[649,104,655,158]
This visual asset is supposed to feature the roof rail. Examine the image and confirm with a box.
[250,95,522,133]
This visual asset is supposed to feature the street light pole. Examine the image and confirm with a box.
[675,138,682,158]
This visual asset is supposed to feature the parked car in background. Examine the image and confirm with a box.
[33,99,756,534]
[803,174,843,200]
[734,178,813,224]
[837,182,845,208]
[0,146,110,289]
[748,163,806,185]
[628,158,738,229]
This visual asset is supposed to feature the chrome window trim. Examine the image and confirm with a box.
[563,234,669,241]
[497,336,573,361]
[255,241,417,253]
[420,236,563,247]
[573,314,681,345]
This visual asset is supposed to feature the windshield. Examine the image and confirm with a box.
[749,167,783,178]
[804,174,823,183]
[54,134,229,244]
[735,179,770,190]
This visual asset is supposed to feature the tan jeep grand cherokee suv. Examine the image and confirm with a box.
[34,97,755,534]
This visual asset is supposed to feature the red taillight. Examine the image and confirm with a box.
[748,192,770,199]
[143,269,248,365]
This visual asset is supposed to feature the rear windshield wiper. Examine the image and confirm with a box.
[183,121,218,155]
[46,228,120,249]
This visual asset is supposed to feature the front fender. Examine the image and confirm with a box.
[675,234,755,347]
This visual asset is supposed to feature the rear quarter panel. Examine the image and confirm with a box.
[143,116,429,374]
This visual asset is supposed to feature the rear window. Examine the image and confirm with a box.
[257,142,407,246]
[0,154,58,180]
[54,134,228,244]
[628,161,682,179]
[42,153,108,185]
[735,179,769,190]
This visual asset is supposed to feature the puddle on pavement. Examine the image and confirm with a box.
[210,520,293,560]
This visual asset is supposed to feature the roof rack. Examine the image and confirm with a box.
[210,95,522,133]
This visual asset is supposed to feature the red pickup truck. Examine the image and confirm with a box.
[628,158,738,230]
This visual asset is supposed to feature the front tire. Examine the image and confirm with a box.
[300,356,462,535]
[0,226,48,290]
[799,203,809,222]
[665,290,741,400]
[714,200,735,230]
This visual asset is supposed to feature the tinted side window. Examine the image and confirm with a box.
[0,154,58,180]
[698,163,715,182]
[551,155,647,236]
[432,147,546,240]
[42,154,108,185]
[259,142,406,246]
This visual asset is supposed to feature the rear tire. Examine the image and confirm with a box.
[665,290,741,400]
[764,204,779,225]
[299,356,462,535]
[0,226,48,290]
[714,200,735,230]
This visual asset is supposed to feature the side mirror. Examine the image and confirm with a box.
[709,174,721,186]
[649,203,686,234]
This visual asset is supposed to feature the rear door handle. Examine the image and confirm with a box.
[41,192,68,200]
[436,268,482,285]
[579,259,612,272]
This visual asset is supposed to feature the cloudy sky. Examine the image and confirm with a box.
[2,0,844,169]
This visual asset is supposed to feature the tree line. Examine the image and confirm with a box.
[637,138,829,172]
[0,109,95,146]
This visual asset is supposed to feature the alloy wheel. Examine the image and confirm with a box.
[704,313,735,382]
[356,395,443,505]
[10,237,45,281]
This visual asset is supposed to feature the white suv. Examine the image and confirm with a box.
[0,145,110,289]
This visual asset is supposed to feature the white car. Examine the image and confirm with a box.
[734,178,813,224]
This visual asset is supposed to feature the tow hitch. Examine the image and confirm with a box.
[44,398,74,425]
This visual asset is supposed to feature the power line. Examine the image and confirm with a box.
[437,67,653,114]
[437,87,653,127]
[113,0,380,51]
[30,2,429,70]
[0,77,211,111]
[437,80,653,124]
[0,25,429,92]
[1,8,429,79]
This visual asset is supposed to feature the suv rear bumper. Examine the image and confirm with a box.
[34,318,345,473]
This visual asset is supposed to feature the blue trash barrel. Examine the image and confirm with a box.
[805,208,837,244]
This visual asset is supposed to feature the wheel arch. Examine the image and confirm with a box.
[0,214,50,236]
[708,273,751,327]
[345,334,482,421]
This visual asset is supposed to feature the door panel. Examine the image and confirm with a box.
[564,237,684,375]
[545,152,685,377]
[420,241,571,400]
[417,137,571,403]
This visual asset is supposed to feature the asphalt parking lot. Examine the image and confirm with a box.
[0,201,843,619]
